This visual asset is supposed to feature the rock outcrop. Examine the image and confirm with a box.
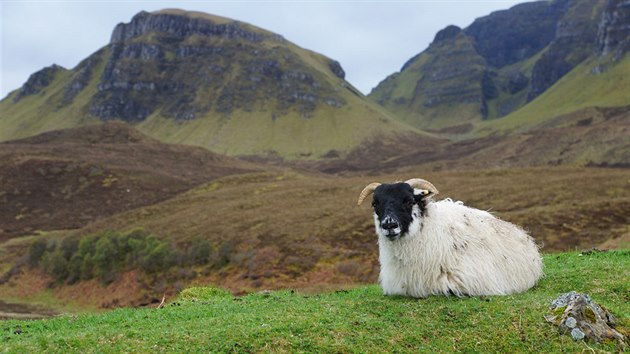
[413,29,487,111]
[545,291,627,347]
[110,10,284,44]
[597,0,630,59]
[465,1,567,68]
[87,10,347,122]
[13,65,66,103]
[527,0,603,101]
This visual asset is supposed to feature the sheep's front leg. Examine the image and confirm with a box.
[379,265,407,296]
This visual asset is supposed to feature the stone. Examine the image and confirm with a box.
[571,328,585,341]
[328,60,345,79]
[546,291,627,348]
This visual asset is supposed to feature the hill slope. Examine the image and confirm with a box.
[1,166,627,310]
[0,9,418,159]
[369,0,630,134]
[2,251,628,352]
[0,122,260,240]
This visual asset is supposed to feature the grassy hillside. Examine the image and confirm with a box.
[1,166,627,311]
[475,54,630,135]
[369,29,487,130]
[1,251,628,352]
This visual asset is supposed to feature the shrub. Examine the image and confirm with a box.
[27,239,48,267]
[41,249,68,282]
[27,229,201,285]
[184,238,213,266]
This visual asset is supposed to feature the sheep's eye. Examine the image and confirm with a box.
[371,200,378,208]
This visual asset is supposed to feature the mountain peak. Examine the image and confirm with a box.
[433,25,462,43]
[110,9,285,44]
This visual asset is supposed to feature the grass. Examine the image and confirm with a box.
[1,250,628,352]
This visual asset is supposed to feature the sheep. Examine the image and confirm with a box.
[357,178,543,298]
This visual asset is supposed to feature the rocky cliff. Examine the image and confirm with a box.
[75,10,347,122]
[370,0,627,132]
[597,0,630,58]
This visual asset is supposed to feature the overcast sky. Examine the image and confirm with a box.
[1,0,525,99]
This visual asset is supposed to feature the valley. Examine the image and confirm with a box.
[1,125,628,311]
[0,1,628,320]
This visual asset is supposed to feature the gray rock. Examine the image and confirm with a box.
[110,11,284,44]
[571,328,585,341]
[63,53,103,104]
[464,1,566,68]
[546,291,627,347]
[597,0,630,56]
[328,60,345,79]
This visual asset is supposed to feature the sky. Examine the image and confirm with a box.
[1,0,525,99]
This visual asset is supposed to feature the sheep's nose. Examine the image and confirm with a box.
[381,216,399,230]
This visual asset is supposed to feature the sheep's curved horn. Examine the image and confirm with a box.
[405,178,439,196]
[357,183,381,206]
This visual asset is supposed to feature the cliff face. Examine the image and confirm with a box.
[527,0,604,101]
[370,0,626,132]
[109,11,281,44]
[80,10,347,122]
[465,1,567,68]
[597,0,630,58]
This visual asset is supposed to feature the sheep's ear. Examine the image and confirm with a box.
[413,188,434,200]
[405,178,438,197]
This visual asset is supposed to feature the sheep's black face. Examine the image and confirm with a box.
[372,183,423,241]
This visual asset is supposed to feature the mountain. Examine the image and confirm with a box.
[0,122,260,240]
[369,0,630,134]
[0,9,418,159]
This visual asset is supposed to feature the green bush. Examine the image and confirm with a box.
[41,249,69,281]
[184,237,213,266]
[27,238,48,267]
[26,229,209,285]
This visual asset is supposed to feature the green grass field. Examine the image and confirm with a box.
[2,250,628,353]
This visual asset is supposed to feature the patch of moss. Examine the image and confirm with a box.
[584,307,597,322]
[177,286,232,302]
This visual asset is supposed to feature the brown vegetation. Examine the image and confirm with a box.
[0,122,628,310]
[0,122,260,240]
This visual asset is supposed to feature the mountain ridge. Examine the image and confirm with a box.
[369,0,629,134]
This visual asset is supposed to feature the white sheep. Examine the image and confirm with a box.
[357,178,543,297]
